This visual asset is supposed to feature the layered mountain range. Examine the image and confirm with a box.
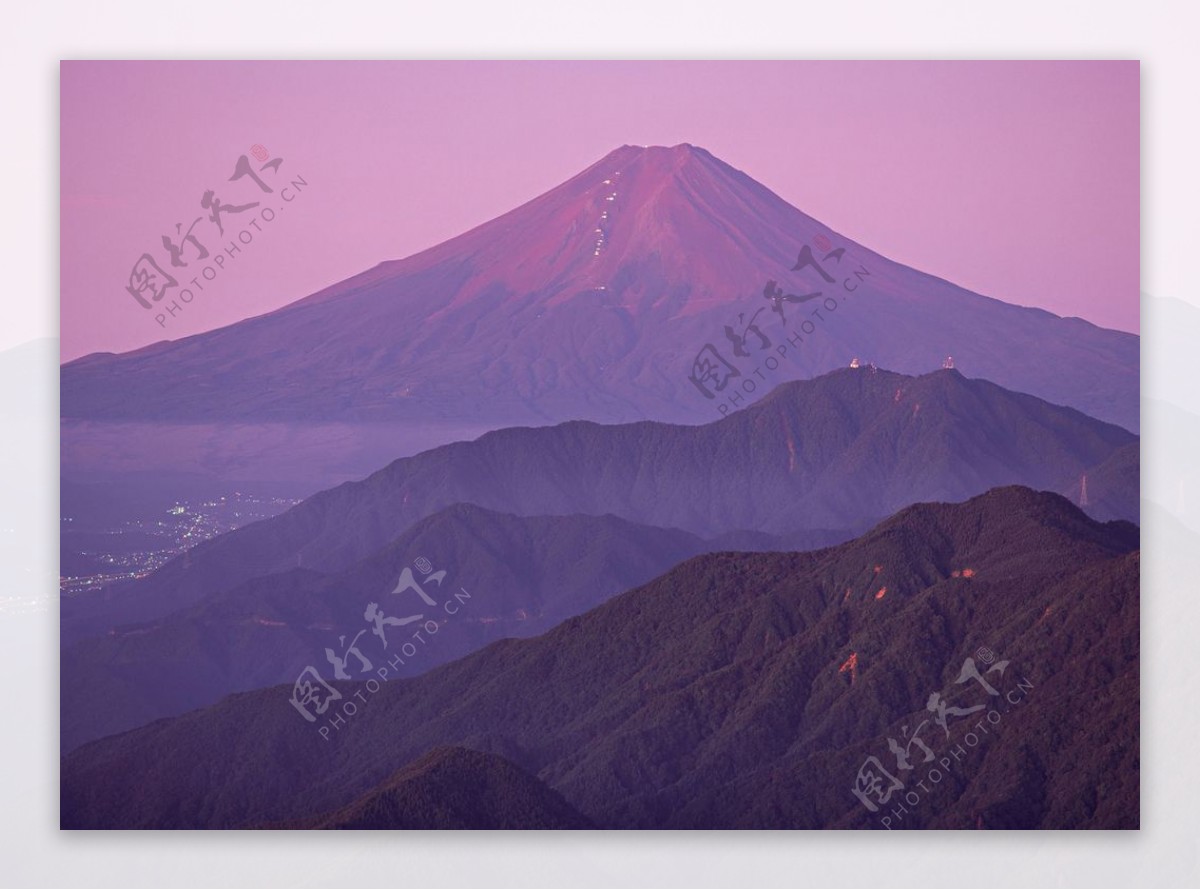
[61,505,852,751]
[61,487,1139,829]
[59,144,1141,832]
[61,367,1137,650]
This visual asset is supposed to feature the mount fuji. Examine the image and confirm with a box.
[62,144,1138,436]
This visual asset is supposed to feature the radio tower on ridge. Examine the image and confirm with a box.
[1079,473,1089,507]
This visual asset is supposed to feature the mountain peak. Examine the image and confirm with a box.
[604,141,705,155]
[61,145,1139,433]
[355,140,812,314]
[277,746,594,830]
[597,142,712,169]
[746,365,965,414]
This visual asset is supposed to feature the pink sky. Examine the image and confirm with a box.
[60,61,1139,361]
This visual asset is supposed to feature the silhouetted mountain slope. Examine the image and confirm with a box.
[61,487,1138,829]
[61,144,1138,432]
[62,368,1136,645]
[273,746,593,830]
[64,505,850,751]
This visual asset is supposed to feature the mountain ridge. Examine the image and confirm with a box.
[61,367,1137,648]
[60,486,1139,830]
[61,503,855,751]
[277,746,595,830]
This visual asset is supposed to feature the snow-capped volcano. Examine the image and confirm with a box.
[62,144,1138,431]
